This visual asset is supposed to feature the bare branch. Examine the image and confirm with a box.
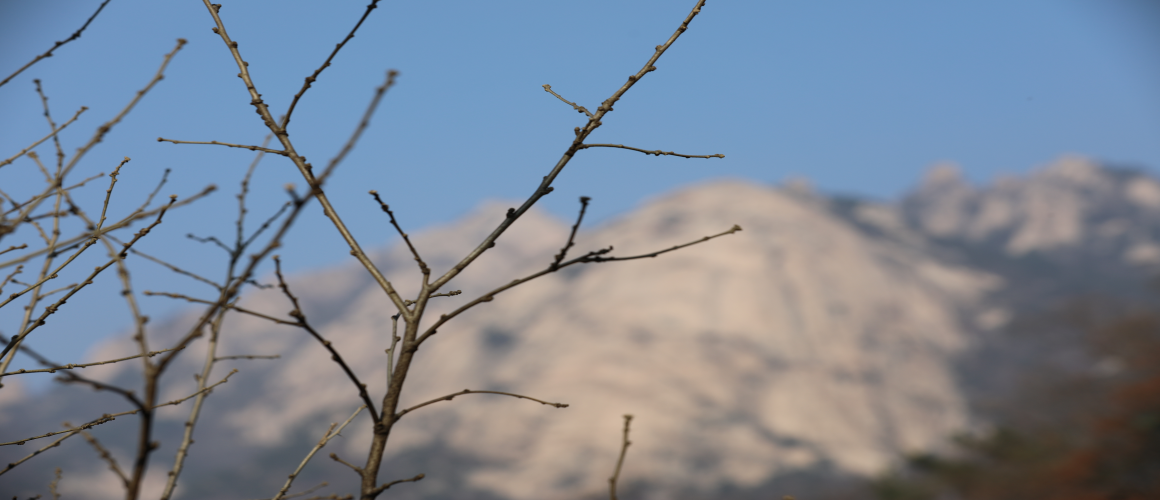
[366,473,425,496]
[0,429,78,477]
[1,346,184,376]
[328,452,363,476]
[281,0,382,129]
[118,243,223,291]
[236,134,273,248]
[274,257,380,421]
[584,224,742,263]
[369,190,427,275]
[0,244,27,257]
[272,405,366,500]
[402,290,459,307]
[185,233,232,254]
[32,79,68,173]
[160,304,230,500]
[577,143,724,159]
[0,184,216,270]
[78,427,130,491]
[144,290,296,326]
[396,389,568,420]
[609,414,634,500]
[156,137,288,156]
[429,0,711,294]
[49,466,63,500]
[0,265,23,294]
[0,106,87,169]
[0,368,236,449]
[318,70,397,186]
[55,372,144,410]
[0,0,112,88]
[215,354,280,362]
[541,84,593,118]
[552,196,590,270]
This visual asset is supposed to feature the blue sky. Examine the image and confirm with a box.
[1,0,1158,378]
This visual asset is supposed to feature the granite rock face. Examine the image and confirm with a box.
[3,160,1153,499]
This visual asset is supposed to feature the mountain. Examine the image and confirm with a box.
[2,157,1157,499]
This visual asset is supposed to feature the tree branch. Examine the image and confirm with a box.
[77,426,130,491]
[577,143,724,159]
[272,405,366,500]
[541,84,593,118]
[156,137,288,156]
[281,0,383,130]
[0,0,112,89]
[551,196,590,270]
[366,474,425,496]
[0,106,87,169]
[609,414,634,500]
[318,70,396,186]
[396,389,568,420]
[369,190,427,276]
[1,346,183,376]
[274,257,380,421]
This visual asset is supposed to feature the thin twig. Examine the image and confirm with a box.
[577,143,724,159]
[0,106,88,168]
[366,473,425,496]
[160,303,231,500]
[369,189,427,275]
[0,265,22,294]
[49,466,63,500]
[328,453,363,475]
[281,0,383,130]
[0,244,27,257]
[609,414,634,500]
[396,389,568,420]
[32,79,67,174]
[272,405,366,500]
[215,354,280,362]
[402,290,459,307]
[0,369,237,448]
[236,134,273,249]
[130,167,172,215]
[156,137,288,156]
[78,427,130,491]
[0,0,112,88]
[274,257,380,421]
[1,346,183,376]
[116,242,223,291]
[541,84,593,118]
[185,233,232,254]
[552,196,590,270]
[143,290,295,326]
[318,70,397,186]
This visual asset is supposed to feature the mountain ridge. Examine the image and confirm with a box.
[3,159,1156,499]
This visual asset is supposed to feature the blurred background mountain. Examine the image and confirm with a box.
[4,157,1158,499]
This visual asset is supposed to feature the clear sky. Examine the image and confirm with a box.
[1,0,1158,380]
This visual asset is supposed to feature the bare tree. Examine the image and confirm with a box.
[0,1,736,498]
